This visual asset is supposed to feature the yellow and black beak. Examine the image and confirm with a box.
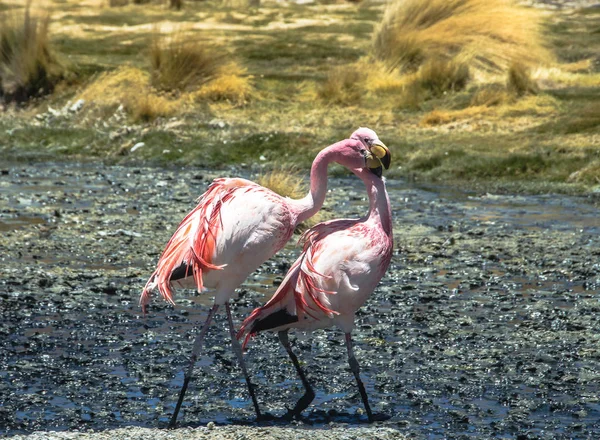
[365,140,391,177]
[370,140,391,170]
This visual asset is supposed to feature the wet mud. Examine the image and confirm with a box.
[1,163,599,439]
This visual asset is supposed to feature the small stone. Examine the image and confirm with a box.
[69,99,85,113]
[209,119,227,129]
[130,142,145,152]
[207,421,215,430]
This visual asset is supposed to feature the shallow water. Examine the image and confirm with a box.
[1,163,599,438]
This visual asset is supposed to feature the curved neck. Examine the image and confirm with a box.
[355,169,392,236]
[291,147,334,225]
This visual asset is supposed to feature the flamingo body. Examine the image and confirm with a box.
[141,177,294,309]
[237,165,394,422]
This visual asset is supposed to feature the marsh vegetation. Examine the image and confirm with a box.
[0,0,598,191]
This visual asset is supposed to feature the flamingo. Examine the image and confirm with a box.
[140,127,389,427]
[236,145,393,423]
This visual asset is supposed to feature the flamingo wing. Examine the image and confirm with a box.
[140,178,259,311]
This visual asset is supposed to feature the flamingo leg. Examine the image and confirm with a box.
[345,332,374,423]
[278,330,315,419]
[225,303,262,420]
[169,304,219,429]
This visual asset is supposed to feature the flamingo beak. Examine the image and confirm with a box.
[365,150,383,178]
[364,139,391,177]
[370,140,391,170]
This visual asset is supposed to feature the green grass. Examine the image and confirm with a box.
[548,8,600,66]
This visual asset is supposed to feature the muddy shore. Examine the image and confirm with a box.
[1,163,599,439]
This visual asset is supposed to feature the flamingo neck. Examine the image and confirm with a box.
[291,147,333,225]
[358,171,393,236]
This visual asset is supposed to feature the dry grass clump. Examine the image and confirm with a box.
[394,80,425,110]
[392,58,469,109]
[417,57,469,96]
[420,109,451,126]
[109,0,129,5]
[77,66,149,106]
[194,70,252,105]
[507,61,538,96]
[0,7,65,103]
[257,167,322,229]
[317,65,366,105]
[366,66,405,95]
[373,0,551,74]
[77,66,179,122]
[470,84,512,107]
[125,93,176,122]
[419,105,487,126]
[150,32,226,92]
[257,168,307,200]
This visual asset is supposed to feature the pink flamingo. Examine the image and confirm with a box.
[237,147,393,423]
[140,128,388,427]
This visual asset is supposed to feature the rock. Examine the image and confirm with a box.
[209,119,228,129]
[130,142,145,153]
[69,99,85,113]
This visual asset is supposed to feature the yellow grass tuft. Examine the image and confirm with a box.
[0,6,66,102]
[257,167,322,230]
[470,84,512,107]
[77,66,149,107]
[507,61,538,96]
[77,66,181,121]
[420,106,489,126]
[317,65,366,105]
[194,69,252,105]
[126,93,176,122]
[257,168,307,200]
[150,31,227,92]
[365,61,406,95]
[416,57,469,95]
[373,0,551,74]
[420,109,451,126]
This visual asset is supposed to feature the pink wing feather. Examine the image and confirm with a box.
[140,178,254,312]
[237,226,340,349]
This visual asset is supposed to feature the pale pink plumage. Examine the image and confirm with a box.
[238,166,393,347]
[140,177,292,311]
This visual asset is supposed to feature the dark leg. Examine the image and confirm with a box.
[226,303,262,419]
[345,332,374,423]
[169,304,219,429]
[278,330,315,418]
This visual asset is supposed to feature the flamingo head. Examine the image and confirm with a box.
[351,127,392,178]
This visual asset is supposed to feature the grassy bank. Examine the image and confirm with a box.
[0,0,598,193]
